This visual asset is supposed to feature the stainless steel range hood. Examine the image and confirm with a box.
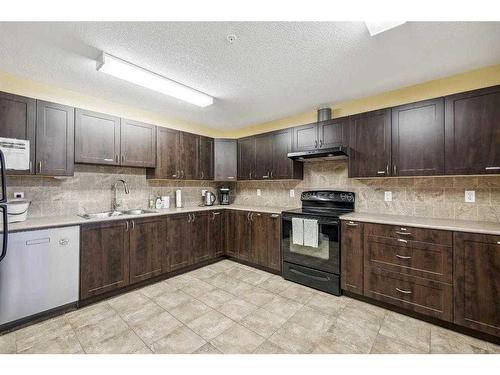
[287,108,350,162]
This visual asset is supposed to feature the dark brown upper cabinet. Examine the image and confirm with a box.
[75,109,121,166]
[147,127,181,179]
[35,100,74,176]
[445,85,500,175]
[349,108,391,178]
[0,91,36,174]
[120,119,156,168]
[391,98,445,176]
[199,136,214,180]
[214,139,237,181]
[179,131,200,180]
[237,136,256,180]
[271,128,303,179]
[292,122,318,152]
[292,117,349,152]
[255,133,273,179]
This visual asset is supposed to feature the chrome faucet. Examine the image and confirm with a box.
[111,179,130,211]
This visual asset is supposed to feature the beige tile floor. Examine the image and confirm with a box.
[1,259,499,354]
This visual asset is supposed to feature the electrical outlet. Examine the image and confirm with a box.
[14,192,24,199]
[289,189,295,198]
[384,191,393,202]
[256,189,261,196]
[201,189,207,197]
[465,190,475,203]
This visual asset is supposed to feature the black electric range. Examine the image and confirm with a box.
[281,190,355,296]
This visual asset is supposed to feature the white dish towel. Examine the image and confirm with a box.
[292,217,304,245]
[303,219,319,248]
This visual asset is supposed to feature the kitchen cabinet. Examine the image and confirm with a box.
[255,133,274,179]
[179,131,200,180]
[214,139,237,181]
[292,117,349,152]
[0,91,36,174]
[391,98,445,176]
[35,100,75,176]
[349,109,391,178]
[120,119,156,168]
[271,129,303,179]
[191,211,210,263]
[252,212,269,265]
[208,210,225,258]
[454,232,500,336]
[237,136,256,180]
[264,213,282,272]
[129,217,164,284]
[225,210,253,261]
[75,109,121,166]
[147,127,180,179]
[340,220,364,294]
[165,214,192,271]
[199,136,214,180]
[80,221,130,300]
[445,85,500,175]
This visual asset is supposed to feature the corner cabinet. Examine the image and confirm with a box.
[214,139,237,181]
[445,85,500,175]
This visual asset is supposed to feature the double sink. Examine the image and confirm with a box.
[79,209,158,220]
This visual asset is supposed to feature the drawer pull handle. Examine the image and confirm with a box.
[397,239,408,244]
[485,167,500,170]
[396,254,412,259]
[376,170,385,175]
[347,222,358,227]
[395,287,412,294]
[395,231,411,236]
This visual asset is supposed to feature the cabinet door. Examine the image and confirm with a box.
[237,137,256,180]
[318,117,349,149]
[214,139,237,181]
[208,211,225,258]
[272,129,299,179]
[340,220,364,294]
[180,132,199,180]
[255,133,273,180]
[292,122,318,152]
[191,212,210,263]
[166,214,191,271]
[120,119,156,168]
[392,98,444,176]
[445,86,500,175]
[147,127,180,179]
[252,212,268,266]
[35,100,74,176]
[0,92,36,174]
[75,109,120,166]
[267,214,282,272]
[236,211,252,261]
[129,217,164,284]
[454,232,500,336]
[80,221,129,300]
[225,210,237,257]
[349,109,391,178]
[199,136,214,180]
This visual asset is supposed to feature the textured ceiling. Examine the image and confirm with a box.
[0,22,499,130]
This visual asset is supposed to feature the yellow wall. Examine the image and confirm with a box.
[0,70,224,138]
[1,64,500,139]
[231,64,500,138]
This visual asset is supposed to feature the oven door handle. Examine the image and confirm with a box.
[289,267,330,281]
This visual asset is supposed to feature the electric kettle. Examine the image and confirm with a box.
[204,191,216,206]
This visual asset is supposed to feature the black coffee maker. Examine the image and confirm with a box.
[218,187,231,205]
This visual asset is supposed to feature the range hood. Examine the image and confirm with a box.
[287,108,350,162]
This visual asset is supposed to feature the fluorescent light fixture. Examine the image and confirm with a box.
[365,21,406,36]
[97,52,214,107]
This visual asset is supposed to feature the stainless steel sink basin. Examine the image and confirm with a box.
[79,211,124,219]
[121,209,158,215]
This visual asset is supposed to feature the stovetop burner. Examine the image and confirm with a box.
[282,190,355,218]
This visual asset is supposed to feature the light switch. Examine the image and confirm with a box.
[384,191,393,202]
[256,189,261,196]
[290,189,295,198]
[465,190,475,203]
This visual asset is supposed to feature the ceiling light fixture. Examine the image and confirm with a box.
[365,21,406,36]
[96,52,214,107]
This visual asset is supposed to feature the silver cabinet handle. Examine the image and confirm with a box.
[201,171,204,179]
[396,254,412,259]
[263,175,269,179]
[397,238,408,244]
[319,139,323,148]
[104,158,114,162]
[192,213,196,221]
[249,171,253,179]
[346,221,358,227]
[395,287,412,294]
[395,231,411,236]
[270,214,280,218]
[125,221,129,231]
[497,242,500,245]
[393,164,397,175]
[212,212,221,220]
[270,171,274,179]
[377,170,385,175]
[386,164,389,175]
[131,220,135,230]
[254,213,261,217]
[227,176,235,179]
[121,155,125,163]
[38,161,42,173]
[115,154,119,163]
[485,167,500,170]
[314,140,318,148]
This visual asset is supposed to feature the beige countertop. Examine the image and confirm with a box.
[340,212,500,236]
[6,205,291,233]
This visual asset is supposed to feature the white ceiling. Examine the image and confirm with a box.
[0,22,499,130]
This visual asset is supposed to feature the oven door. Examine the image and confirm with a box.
[281,214,339,274]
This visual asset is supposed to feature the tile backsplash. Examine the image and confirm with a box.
[233,160,500,223]
[7,165,220,218]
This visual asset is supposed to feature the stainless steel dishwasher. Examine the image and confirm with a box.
[0,226,79,327]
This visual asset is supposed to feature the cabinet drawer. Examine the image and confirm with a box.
[364,266,452,322]
[365,223,452,246]
[365,235,452,283]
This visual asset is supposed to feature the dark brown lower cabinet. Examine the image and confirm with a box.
[129,217,164,284]
[235,211,253,262]
[340,220,364,293]
[191,212,210,263]
[208,211,225,258]
[80,221,130,300]
[454,232,500,337]
[266,214,282,272]
[165,214,192,272]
